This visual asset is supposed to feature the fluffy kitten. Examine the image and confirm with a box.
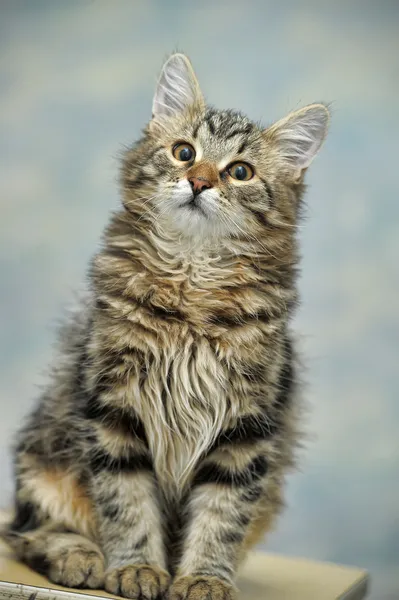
[3,54,329,600]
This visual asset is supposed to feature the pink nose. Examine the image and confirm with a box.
[188,176,212,196]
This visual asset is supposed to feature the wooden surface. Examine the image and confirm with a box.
[0,512,369,599]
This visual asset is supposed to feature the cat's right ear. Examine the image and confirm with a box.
[151,54,204,125]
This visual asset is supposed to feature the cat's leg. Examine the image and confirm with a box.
[87,421,170,599]
[91,468,170,599]
[2,455,105,588]
[169,437,286,600]
[3,441,169,598]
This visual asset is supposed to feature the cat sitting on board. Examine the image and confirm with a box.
[3,53,329,600]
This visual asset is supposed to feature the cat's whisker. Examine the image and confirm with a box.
[135,195,165,223]
[124,194,158,214]
[216,213,264,272]
[132,194,158,202]
[138,201,171,229]
[220,212,271,257]
[267,218,304,230]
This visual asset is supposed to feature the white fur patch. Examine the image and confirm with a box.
[155,179,237,240]
[133,334,229,498]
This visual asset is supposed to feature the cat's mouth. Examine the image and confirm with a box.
[161,179,222,234]
[178,196,207,217]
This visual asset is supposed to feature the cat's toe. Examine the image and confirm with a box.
[105,564,170,599]
[48,547,105,588]
[168,575,235,600]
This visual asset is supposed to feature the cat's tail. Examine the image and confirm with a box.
[0,508,15,545]
[0,500,47,559]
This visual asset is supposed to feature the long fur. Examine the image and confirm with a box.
[3,53,329,600]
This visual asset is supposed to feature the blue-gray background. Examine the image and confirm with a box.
[1,1,398,598]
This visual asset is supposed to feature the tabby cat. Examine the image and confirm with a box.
[3,54,329,600]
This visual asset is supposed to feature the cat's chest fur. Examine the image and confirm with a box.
[131,244,243,324]
[139,254,233,494]
[95,238,262,495]
[97,247,247,496]
[133,334,229,496]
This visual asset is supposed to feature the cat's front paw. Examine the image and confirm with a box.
[48,546,105,589]
[168,575,235,600]
[105,564,170,599]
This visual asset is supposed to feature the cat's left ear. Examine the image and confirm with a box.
[151,53,205,123]
[263,104,330,179]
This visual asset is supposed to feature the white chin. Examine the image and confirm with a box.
[159,180,226,238]
[170,205,214,237]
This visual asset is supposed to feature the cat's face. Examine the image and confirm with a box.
[141,109,276,240]
[122,54,329,245]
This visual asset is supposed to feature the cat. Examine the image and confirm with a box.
[2,53,329,600]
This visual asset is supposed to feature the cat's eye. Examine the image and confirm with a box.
[172,142,196,162]
[228,162,254,181]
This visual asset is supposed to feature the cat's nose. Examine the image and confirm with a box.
[188,176,213,196]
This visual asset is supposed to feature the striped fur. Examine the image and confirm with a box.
[3,54,329,600]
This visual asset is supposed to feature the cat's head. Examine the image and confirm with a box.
[122,53,329,244]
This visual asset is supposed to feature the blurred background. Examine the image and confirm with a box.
[1,1,398,598]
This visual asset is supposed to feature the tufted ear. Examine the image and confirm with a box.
[264,104,330,177]
[152,53,205,121]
